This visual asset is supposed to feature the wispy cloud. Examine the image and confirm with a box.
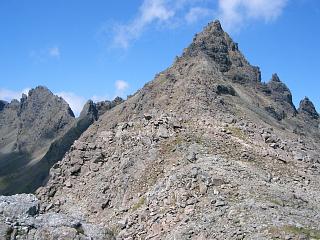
[115,80,129,91]
[109,0,211,49]
[111,0,175,49]
[108,0,288,49]
[218,0,288,30]
[30,46,61,62]
[0,88,30,102]
[114,80,129,98]
[48,46,60,58]
[185,7,212,24]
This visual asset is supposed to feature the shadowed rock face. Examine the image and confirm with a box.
[0,87,75,194]
[0,101,7,111]
[0,87,122,195]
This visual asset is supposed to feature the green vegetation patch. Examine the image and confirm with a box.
[0,177,8,190]
[226,126,247,141]
[284,225,320,239]
[131,196,146,211]
[270,225,320,240]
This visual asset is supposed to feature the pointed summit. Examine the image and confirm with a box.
[267,74,293,104]
[80,100,98,121]
[298,97,319,119]
[183,19,261,83]
[204,20,224,35]
[271,73,281,82]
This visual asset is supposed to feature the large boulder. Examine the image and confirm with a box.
[0,194,39,219]
[0,194,114,240]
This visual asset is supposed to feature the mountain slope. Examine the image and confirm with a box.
[0,86,76,194]
[0,87,123,194]
[2,20,320,239]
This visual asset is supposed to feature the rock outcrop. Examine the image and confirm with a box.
[0,100,7,111]
[298,97,319,119]
[0,194,114,239]
[2,20,320,239]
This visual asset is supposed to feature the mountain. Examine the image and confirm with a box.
[1,20,320,239]
[0,86,123,195]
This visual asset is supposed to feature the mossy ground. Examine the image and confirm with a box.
[131,196,146,211]
[270,225,320,240]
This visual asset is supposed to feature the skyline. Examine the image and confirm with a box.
[0,0,319,115]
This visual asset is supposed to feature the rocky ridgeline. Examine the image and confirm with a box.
[1,20,320,239]
[0,87,123,195]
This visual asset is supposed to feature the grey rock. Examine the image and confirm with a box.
[0,221,12,239]
[0,194,114,240]
[0,194,39,219]
[0,100,7,111]
[215,84,236,96]
[158,125,169,138]
[298,97,319,119]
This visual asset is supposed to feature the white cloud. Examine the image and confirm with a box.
[110,0,212,48]
[109,0,288,48]
[112,0,175,49]
[185,7,212,24]
[218,0,288,30]
[48,47,60,58]
[0,88,30,102]
[30,46,61,62]
[115,80,129,91]
[56,92,87,117]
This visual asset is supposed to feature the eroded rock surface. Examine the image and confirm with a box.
[0,194,114,240]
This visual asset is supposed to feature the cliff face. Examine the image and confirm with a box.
[0,87,123,194]
[0,87,76,194]
[1,21,320,239]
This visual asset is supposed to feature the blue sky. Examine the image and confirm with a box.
[0,0,319,115]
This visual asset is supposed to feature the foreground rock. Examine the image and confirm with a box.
[0,194,114,239]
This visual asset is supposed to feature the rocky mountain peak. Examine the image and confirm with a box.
[201,20,224,37]
[267,74,294,105]
[298,97,319,119]
[183,20,235,72]
[182,20,261,83]
[28,86,50,96]
[271,73,281,82]
[0,86,124,195]
[80,100,98,120]
[95,97,124,117]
